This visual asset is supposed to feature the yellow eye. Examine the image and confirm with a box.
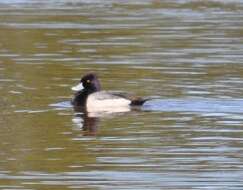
[87,80,90,83]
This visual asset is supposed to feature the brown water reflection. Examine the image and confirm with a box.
[1,0,243,189]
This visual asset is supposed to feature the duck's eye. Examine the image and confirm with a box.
[86,80,90,83]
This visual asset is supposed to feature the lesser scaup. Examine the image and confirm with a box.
[71,73,150,112]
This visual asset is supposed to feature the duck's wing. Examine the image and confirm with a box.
[91,91,155,106]
[93,91,132,100]
[106,91,160,105]
[106,91,133,99]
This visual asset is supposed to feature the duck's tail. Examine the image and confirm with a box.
[130,97,157,106]
[130,96,161,106]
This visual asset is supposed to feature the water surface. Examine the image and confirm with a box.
[1,0,243,189]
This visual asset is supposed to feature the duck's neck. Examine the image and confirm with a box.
[87,87,100,94]
[72,80,101,107]
[72,90,89,107]
[72,87,100,107]
[91,80,101,92]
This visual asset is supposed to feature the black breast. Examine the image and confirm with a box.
[72,91,89,107]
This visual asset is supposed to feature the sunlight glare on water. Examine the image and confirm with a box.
[1,0,243,189]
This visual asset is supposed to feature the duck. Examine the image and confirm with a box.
[71,73,150,112]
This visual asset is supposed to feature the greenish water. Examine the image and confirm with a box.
[1,0,243,189]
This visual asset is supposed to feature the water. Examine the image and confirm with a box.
[1,0,243,189]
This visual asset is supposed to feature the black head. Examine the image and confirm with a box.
[81,73,101,92]
[72,73,101,93]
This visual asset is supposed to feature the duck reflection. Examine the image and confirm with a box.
[72,105,131,136]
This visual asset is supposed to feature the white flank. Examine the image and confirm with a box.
[71,83,84,91]
[86,92,131,112]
